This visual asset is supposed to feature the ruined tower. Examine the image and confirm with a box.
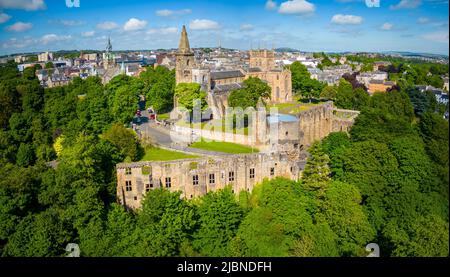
[175,25,195,84]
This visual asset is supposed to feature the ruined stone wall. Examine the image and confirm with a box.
[117,153,302,210]
[297,103,334,146]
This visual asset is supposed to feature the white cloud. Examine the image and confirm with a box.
[147,27,178,35]
[189,19,220,30]
[240,24,254,31]
[40,34,71,45]
[156,9,191,17]
[123,18,148,31]
[331,14,363,25]
[5,21,32,32]
[60,20,84,26]
[0,0,46,10]
[422,31,449,43]
[81,31,95,37]
[417,17,430,24]
[2,37,34,49]
[0,12,11,24]
[390,0,422,10]
[278,0,315,15]
[96,21,119,30]
[265,0,277,10]
[381,22,393,30]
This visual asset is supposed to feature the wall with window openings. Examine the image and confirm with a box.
[117,152,302,210]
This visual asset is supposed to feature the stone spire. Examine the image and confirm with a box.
[178,25,191,53]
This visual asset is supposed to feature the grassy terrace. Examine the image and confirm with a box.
[140,147,200,161]
[267,101,322,115]
[190,139,259,154]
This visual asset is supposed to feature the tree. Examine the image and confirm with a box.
[289,61,324,100]
[302,145,331,192]
[320,86,337,100]
[16,143,35,167]
[228,77,271,108]
[45,62,54,69]
[174,83,208,113]
[111,85,139,124]
[193,187,244,256]
[319,181,375,256]
[102,124,142,161]
[134,189,196,257]
[335,79,354,109]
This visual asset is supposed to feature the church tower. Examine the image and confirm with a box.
[175,25,195,84]
[103,37,115,70]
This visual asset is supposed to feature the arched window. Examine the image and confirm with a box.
[186,59,190,66]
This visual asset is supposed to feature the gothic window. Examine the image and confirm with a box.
[125,168,131,175]
[270,168,275,176]
[250,168,255,179]
[125,181,132,192]
[229,171,235,182]
[209,174,215,184]
[186,59,190,66]
[193,175,199,186]
[165,177,171,188]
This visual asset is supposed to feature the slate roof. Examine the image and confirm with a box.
[210,70,245,80]
[212,83,243,94]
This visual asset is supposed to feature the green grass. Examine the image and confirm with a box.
[157,113,170,121]
[140,147,200,161]
[267,101,321,114]
[190,139,259,154]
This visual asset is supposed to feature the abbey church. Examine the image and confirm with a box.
[174,25,292,117]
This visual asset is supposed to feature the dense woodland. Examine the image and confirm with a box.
[0,59,448,257]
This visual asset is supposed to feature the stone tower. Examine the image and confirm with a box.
[103,37,115,70]
[249,49,275,71]
[175,25,195,84]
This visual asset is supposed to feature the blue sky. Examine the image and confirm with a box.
[0,0,448,55]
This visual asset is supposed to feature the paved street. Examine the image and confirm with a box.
[137,108,232,157]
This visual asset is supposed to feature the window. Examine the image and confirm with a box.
[270,167,275,176]
[125,168,131,175]
[145,184,150,192]
[125,181,132,192]
[134,196,138,201]
[165,177,171,188]
[229,171,235,182]
[209,174,215,184]
[193,175,199,186]
[250,168,255,179]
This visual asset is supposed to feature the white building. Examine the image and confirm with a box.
[38,52,54,62]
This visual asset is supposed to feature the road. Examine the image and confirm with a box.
[137,108,232,157]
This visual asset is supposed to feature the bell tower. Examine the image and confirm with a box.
[175,25,195,84]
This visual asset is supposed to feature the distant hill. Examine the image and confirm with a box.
[275,47,300,53]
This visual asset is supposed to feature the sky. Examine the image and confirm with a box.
[0,0,448,56]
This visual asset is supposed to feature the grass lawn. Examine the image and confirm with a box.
[140,147,200,161]
[190,139,259,154]
[267,101,321,114]
[157,113,170,121]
